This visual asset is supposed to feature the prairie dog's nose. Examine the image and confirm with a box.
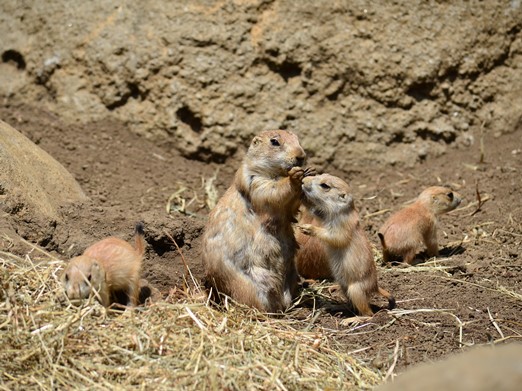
[454,192,463,205]
[302,176,313,189]
[303,176,312,184]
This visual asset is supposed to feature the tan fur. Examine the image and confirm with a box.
[378,186,462,265]
[62,223,146,307]
[296,174,395,316]
[203,130,313,313]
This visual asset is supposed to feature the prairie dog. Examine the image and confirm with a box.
[295,206,331,280]
[297,174,395,316]
[378,186,462,265]
[62,223,146,307]
[203,130,313,313]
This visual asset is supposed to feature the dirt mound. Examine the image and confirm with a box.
[0,119,86,244]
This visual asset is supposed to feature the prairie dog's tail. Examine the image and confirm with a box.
[378,286,396,310]
[378,232,391,263]
[134,222,146,256]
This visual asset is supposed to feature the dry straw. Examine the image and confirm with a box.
[0,246,385,390]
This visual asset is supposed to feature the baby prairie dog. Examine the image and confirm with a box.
[297,174,395,316]
[378,186,462,265]
[62,222,146,307]
[203,130,314,313]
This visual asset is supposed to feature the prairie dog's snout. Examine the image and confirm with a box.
[294,155,305,167]
[62,257,103,300]
[302,176,313,191]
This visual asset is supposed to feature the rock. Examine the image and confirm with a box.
[377,343,522,391]
[0,119,87,225]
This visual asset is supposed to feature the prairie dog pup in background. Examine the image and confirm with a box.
[203,130,314,313]
[297,174,395,316]
[378,186,462,265]
[62,222,146,307]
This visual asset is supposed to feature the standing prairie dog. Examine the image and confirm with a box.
[203,130,314,313]
[62,222,146,307]
[378,186,462,265]
[296,174,395,316]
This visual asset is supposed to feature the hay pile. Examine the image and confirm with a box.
[0,246,385,390]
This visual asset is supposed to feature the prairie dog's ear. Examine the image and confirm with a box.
[340,193,354,206]
[339,193,353,207]
[252,136,262,146]
[91,262,105,281]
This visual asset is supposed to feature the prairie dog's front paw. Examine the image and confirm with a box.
[288,166,305,182]
[296,224,315,236]
[303,166,317,177]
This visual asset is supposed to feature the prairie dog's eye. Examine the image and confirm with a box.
[447,192,454,200]
[320,183,331,190]
[65,274,69,282]
[270,138,280,146]
[87,274,92,282]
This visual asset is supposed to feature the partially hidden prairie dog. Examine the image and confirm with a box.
[203,130,314,313]
[295,206,331,280]
[378,186,462,265]
[296,174,395,316]
[62,222,146,307]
